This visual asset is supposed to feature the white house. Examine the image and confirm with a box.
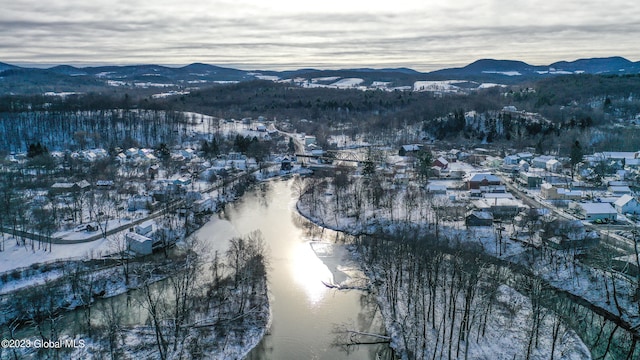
[126,232,153,256]
[614,195,640,215]
[135,220,155,236]
[608,185,632,195]
[517,152,533,160]
[532,155,555,169]
[116,153,127,163]
[546,159,561,172]
[503,155,520,165]
[125,147,139,158]
[570,202,617,222]
[194,197,214,213]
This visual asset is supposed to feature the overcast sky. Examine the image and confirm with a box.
[2,0,639,71]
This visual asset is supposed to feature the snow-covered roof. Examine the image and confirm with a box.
[435,156,449,165]
[578,202,617,215]
[608,185,631,193]
[600,151,638,160]
[469,173,501,183]
[401,144,422,152]
[468,211,494,220]
[126,232,152,243]
[517,152,533,159]
[614,194,636,207]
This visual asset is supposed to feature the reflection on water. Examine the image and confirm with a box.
[290,241,334,306]
[221,179,392,360]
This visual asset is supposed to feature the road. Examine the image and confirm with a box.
[499,174,637,253]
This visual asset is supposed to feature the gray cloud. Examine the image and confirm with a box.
[1,1,639,70]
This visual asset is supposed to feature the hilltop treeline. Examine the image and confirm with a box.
[1,74,640,151]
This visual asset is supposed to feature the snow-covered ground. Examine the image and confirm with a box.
[329,78,364,88]
[413,80,461,92]
[293,171,640,358]
[0,235,112,274]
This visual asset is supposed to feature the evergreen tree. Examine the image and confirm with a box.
[416,149,433,184]
[570,140,583,180]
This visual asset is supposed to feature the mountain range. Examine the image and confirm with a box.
[1,56,639,94]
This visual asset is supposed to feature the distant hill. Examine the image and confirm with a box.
[0,62,18,72]
[1,56,639,94]
[549,56,640,74]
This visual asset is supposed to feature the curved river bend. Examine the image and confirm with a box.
[217,179,391,359]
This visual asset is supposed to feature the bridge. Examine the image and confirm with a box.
[296,150,366,165]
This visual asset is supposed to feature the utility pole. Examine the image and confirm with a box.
[632,228,640,312]
[494,219,504,256]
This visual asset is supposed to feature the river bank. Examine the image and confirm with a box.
[296,191,596,359]
[0,175,274,360]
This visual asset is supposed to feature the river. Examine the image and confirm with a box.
[216,179,392,359]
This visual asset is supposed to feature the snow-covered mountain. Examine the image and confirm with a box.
[1,57,639,94]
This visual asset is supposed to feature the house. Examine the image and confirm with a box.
[126,232,153,256]
[472,198,525,219]
[465,211,494,226]
[540,183,582,200]
[256,124,267,132]
[399,144,423,156]
[116,153,127,164]
[608,185,632,195]
[614,195,640,215]
[135,220,155,236]
[546,159,561,172]
[519,172,543,188]
[194,197,214,213]
[50,180,91,194]
[433,157,449,169]
[50,182,76,194]
[517,152,534,162]
[468,173,501,190]
[532,155,555,169]
[125,147,139,158]
[503,155,520,165]
[570,202,617,222]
